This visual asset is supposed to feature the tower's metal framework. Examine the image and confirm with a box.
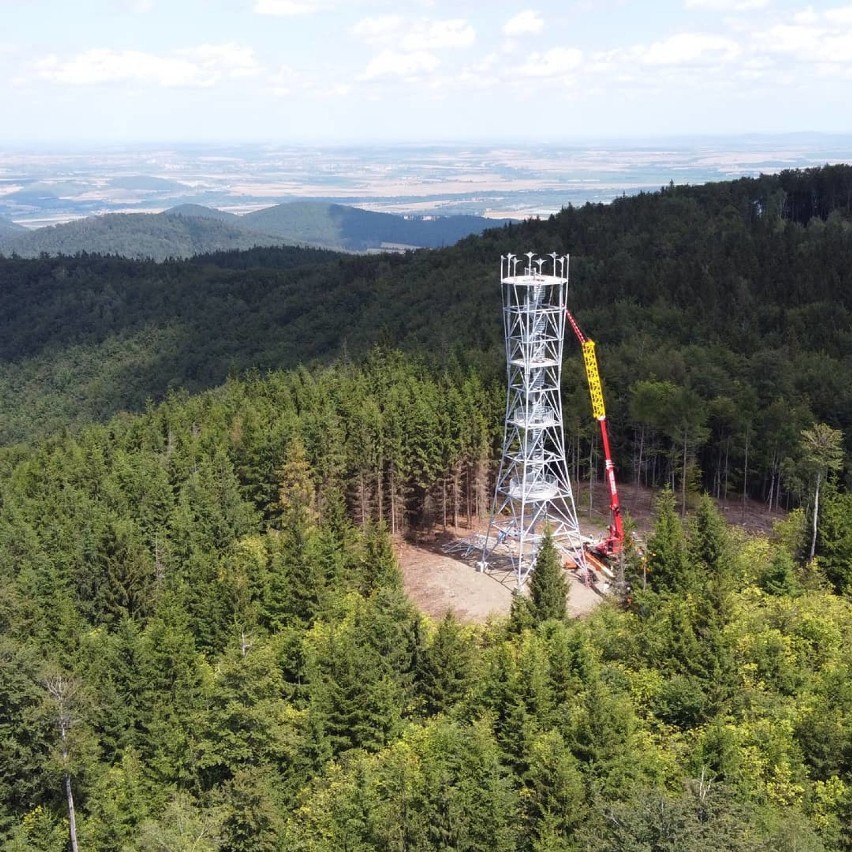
[479,252,584,587]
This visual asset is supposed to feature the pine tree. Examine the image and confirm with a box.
[81,749,151,852]
[815,484,852,594]
[217,766,286,852]
[0,640,56,838]
[646,488,692,594]
[760,547,800,596]
[416,611,474,716]
[276,434,316,527]
[360,522,401,594]
[687,496,737,706]
[688,494,732,588]
[528,532,568,625]
[522,730,586,849]
[136,592,208,787]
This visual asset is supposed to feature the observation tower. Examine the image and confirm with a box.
[479,252,584,587]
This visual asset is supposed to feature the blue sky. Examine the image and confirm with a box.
[2,0,852,143]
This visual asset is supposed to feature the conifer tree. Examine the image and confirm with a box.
[688,494,732,588]
[760,547,800,596]
[82,749,151,852]
[416,611,474,716]
[528,532,568,625]
[217,766,286,852]
[136,592,208,787]
[360,522,401,593]
[522,730,586,849]
[646,488,692,594]
[815,485,852,594]
[262,436,325,629]
[688,496,737,703]
[0,640,56,837]
[277,434,316,527]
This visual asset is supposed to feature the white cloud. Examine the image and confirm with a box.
[684,0,769,10]
[517,47,582,78]
[503,10,544,37]
[408,19,475,50]
[268,64,298,96]
[792,8,819,25]
[124,0,154,12]
[762,23,821,55]
[755,6,852,70]
[34,43,258,87]
[361,49,439,80]
[642,32,740,65]
[352,16,475,50]
[825,4,852,25]
[351,15,402,44]
[353,15,474,82]
[254,0,326,15]
[318,83,351,98]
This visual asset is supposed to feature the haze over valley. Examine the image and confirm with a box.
[3,135,850,229]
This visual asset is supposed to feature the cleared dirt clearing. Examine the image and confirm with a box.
[397,534,603,624]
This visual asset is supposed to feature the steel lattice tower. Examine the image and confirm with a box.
[479,252,584,587]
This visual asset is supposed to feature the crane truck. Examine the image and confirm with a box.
[565,310,625,563]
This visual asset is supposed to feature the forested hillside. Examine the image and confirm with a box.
[239,202,512,251]
[0,215,26,238]
[0,213,281,261]
[2,166,852,850]
[0,203,507,260]
[2,165,852,514]
[3,351,852,850]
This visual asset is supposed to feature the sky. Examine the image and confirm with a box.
[2,0,852,144]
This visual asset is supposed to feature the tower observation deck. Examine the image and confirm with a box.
[479,253,584,587]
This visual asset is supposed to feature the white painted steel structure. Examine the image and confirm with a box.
[479,252,584,587]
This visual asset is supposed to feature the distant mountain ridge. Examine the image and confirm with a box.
[0,202,510,260]
[0,215,26,238]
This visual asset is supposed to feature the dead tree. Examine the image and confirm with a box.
[43,673,80,852]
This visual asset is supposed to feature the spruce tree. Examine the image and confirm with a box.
[528,532,568,625]
[646,488,692,594]
[760,547,800,596]
[416,611,474,716]
[815,485,852,594]
[688,494,732,589]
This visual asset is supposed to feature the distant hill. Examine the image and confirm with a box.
[0,212,280,261]
[165,203,242,223]
[0,203,510,260]
[242,202,511,250]
[0,215,26,238]
[1,164,852,449]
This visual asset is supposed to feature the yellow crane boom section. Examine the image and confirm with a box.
[582,340,606,420]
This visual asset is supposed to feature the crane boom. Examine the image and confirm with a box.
[566,310,624,557]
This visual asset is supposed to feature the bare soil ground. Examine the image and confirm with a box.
[397,532,604,624]
[397,482,785,624]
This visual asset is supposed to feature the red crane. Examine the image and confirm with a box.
[565,310,624,558]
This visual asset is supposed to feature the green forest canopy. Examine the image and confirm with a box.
[2,351,852,849]
[2,164,852,510]
[2,164,852,849]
